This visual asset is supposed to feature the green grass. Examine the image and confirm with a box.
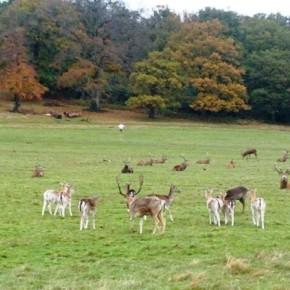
[1,115,290,289]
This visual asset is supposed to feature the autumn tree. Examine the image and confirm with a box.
[0,29,47,112]
[167,20,249,114]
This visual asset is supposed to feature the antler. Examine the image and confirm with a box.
[136,175,144,194]
[116,176,126,197]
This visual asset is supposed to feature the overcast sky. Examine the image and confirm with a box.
[123,0,290,16]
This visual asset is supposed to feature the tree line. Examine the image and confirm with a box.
[0,0,290,122]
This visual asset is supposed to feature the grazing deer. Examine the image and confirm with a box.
[42,183,66,216]
[196,158,210,165]
[224,186,248,212]
[226,160,236,169]
[242,148,257,159]
[54,183,74,217]
[277,150,289,162]
[148,185,180,222]
[32,165,44,177]
[137,158,154,166]
[79,197,99,230]
[173,156,189,171]
[204,189,224,227]
[274,165,290,189]
[153,155,167,164]
[121,162,134,174]
[116,176,165,234]
[250,189,266,229]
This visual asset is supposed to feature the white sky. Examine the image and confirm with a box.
[122,0,290,16]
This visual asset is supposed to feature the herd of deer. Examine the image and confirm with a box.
[40,148,290,233]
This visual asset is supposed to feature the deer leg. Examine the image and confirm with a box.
[216,212,221,227]
[85,216,89,229]
[240,198,245,213]
[139,218,144,234]
[80,216,84,230]
[167,207,174,222]
[251,207,256,225]
[261,211,265,230]
[159,212,166,233]
[152,216,160,234]
[224,212,228,225]
[48,203,53,215]
[42,201,47,216]
[53,203,59,216]
[69,201,72,216]
[92,212,96,230]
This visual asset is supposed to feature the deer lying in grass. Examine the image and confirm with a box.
[173,156,189,171]
[277,150,289,162]
[79,197,99,230]
[116,176,165,234]
[153,155,167,164]
[121,162,134,174]
[196,158,210,165]
[32,165,44,177]
[54,183,73,217]
[250,189,266,229]
[137,158,153,166]
[42,183,66,216]
[204,189,224,227]
[148,185,180,222]
[63,111,82,118]
[225,186,248,212]
[226,160,236,169]
[242,148,257,159]
[274,165,290,189]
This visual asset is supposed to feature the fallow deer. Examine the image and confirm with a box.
[116,176,165,234]
[222,195,236,226]
[196,158,210,165]
[249,189,266,229]
[224,186,248,212]
[277,150,289,162]
[137,158,154,166]
[274,165,290,189]
[242,148,257,159]
[32,165,44,177]
[79,197,99,230]
[121,162,134,174]
[226,160,236,169]
[153,155,167,164]
[204,189,224,227]
[63,111,82,118]
[54,183,74,217]
[148,185,180,222]
[173,156,189,171]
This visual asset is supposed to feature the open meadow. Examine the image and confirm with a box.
[1,112,290,290]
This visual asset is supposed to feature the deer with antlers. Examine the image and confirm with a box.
[116,175,166,234]
[121,162,134,174]
[274,164,290,189]
[148,185,180,222]
[173,156,189,171]
[277,150,289,163]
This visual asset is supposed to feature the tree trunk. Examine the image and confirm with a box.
[89,91,101,112]
[11,96,21,113]
[147,105,155,119]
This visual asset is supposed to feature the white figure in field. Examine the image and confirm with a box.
[118,123,125,132]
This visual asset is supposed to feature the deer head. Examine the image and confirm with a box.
[274,164,290,189]
[116,175,144,198]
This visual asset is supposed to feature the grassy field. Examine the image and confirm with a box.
[1,112,290,290]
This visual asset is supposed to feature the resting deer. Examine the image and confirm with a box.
[277,150,289,162]
[153,155,167,164]
[250,189,266,229]
[196,158,210,165]
[32,165,44,177]
[173,156,189,171]
[116,176,165,234]
[274,165,290,189]
[121,162,134,174]
[63,111,81,118]
[137,158,154,166]
[148,185,180,222]
[79,197,99,230]
[242,148,257,159]
[226,160,236,169]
